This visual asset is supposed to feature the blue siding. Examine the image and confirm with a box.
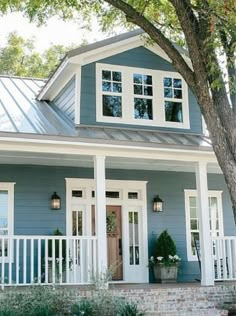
[80,46,202,134]
[53,76,75,122]
[0,165,234,282]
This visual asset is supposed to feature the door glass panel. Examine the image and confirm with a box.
[129,211,140,265]
[72,210,83,236]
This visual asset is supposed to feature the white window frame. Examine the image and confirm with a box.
[96,63,190,129]
[184,189,224,261]
[0,182,15,263]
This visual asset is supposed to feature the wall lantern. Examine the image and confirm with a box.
[153,195,163,212]
[51,192,61,210]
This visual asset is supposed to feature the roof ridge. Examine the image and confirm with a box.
[0,74,47,81]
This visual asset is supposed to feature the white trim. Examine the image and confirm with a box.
[65,178,148,283]
[184,189,224,261]
[0,182,15,263]
[74,68,81,125]
[96,63,190,129]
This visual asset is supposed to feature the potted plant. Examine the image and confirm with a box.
[149,230,181,283]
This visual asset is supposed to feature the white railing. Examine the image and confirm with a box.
[0,235,98,289]
[212,236,236,281]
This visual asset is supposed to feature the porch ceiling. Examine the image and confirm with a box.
[0,150,221,173]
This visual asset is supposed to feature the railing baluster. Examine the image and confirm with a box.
[8,237,12,285]
[38,239,41,283]
[1,238,5,289]
[73,239,76,283]
[45,238,48,284]
[66,239,69,283]
[227,239,233,279]
[52,239,55,284]
[80,239,84,283]
[59,239,62,284]
[30,239,34,283]
[215,239,221,280]
[23,238,27,284]
[16,238,19,285]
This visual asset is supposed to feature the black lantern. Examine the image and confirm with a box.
[153,195,163,212]
[51,192,61,210]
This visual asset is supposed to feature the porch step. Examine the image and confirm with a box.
[146,309,228,316]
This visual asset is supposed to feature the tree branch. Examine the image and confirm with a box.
[103,0,195,88]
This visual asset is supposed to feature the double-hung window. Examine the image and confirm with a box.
[96,63,189,128]
[185,190,224,261]
[0,183,15,260]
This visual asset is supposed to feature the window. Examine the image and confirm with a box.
[0,183,15,260]
[163,77,183,123]
[133,74,153,120]
[102,70,122,118]
[185,190,223,261]
[96,63,189,128]
[129,211,140,265]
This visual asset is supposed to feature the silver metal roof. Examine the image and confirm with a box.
[0,75,211,151]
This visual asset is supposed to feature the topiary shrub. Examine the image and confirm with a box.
[155,230,177,260]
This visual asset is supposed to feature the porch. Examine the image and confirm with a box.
[0,235,235,288]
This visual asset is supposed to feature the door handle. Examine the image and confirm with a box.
[119,239,122,256]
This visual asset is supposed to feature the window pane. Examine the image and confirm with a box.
[143,75,152,85]
[189,197,196,208]
[0,191,8,218]
[133,74,142,84]
[144,86,153,96]
[165,101,183,122]
[164,77,172,87]
[173,78,182,88]
[112,71,121,82]
[102,81,111,92]
[190,207,197,219]
[190,219,198,230]
[103,95,122,117]
[174,89,182,99]
[102,70,111,80]
[128,192,138,199]
[191,232,199,256]
[113,82,122,93]
[72,190,83,198]
[164,88,173,98]
[134,98,153,120]
[72,210,83,236]
[134,84,142,95]
[106,191,120,198]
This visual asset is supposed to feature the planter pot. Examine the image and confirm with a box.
[153,265,178,283]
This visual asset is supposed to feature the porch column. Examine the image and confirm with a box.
[94,155,108,275]
[195,161,214,286]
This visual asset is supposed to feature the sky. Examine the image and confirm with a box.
[0,12,115,51]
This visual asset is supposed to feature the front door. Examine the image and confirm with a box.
[106,206,123,280]
[91,205,123,280]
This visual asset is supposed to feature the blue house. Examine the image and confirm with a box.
[0,29,235,288]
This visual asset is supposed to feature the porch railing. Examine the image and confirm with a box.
[212,236,236,281]
[0,235,98,288]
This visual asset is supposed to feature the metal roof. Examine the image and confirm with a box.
[0,76,76,136]
[0,75,212,151]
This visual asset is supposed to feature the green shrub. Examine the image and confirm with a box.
[117,302,145,316]
[155,229,177,260]
[71,299,96,316]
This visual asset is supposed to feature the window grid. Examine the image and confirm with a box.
[163,77,183,123]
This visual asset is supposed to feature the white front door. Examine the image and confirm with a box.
[66,178,148,283]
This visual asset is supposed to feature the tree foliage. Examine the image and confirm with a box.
[0,32,76,78]
[1,1,236,220]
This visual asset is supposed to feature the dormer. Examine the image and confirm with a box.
[38,29,202,134]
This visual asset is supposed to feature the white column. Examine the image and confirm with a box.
[195,161,214,286]
[94,155,108,275]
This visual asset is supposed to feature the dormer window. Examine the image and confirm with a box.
[164,77,183,123]
[133,74,153,120]
[96,63,190,129]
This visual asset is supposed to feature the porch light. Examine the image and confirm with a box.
[153,195,163,212]
[51,192,61,210]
